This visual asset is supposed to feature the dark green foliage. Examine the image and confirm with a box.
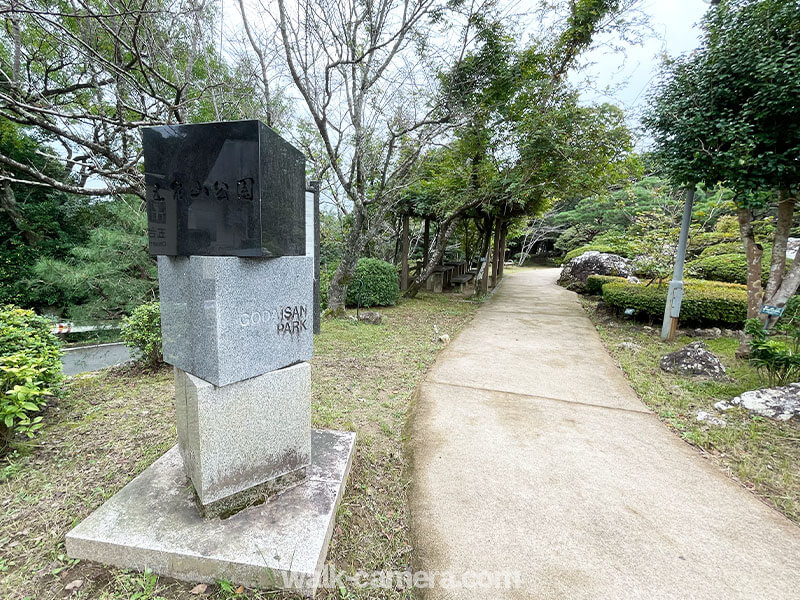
[120,302,162,368]
[745,318,800,386]
[346,258,400,308]
[644,0,800,195]
[0,306,62,442]
[0,120,97,310]
[32,201,157,322]
[602,279,748,327]
[585,275,627,295]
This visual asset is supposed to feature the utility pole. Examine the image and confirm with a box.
[661,187,695,341]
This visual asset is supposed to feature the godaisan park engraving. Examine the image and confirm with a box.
[239,305,309,335]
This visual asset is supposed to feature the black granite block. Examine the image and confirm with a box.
[142,120,306,257]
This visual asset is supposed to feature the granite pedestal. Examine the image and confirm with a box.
[175,363,311,517]
[158,255,313,386]
[66,429,355,597]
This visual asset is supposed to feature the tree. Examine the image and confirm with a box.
[32,200,157,322]
[0,1,277,199]
[644,0,800,322]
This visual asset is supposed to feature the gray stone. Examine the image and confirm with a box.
[696,411,727,427]
[660,341,726,379]
[557,251,631,292]
[159,255,313,386]
[717,383,800,421]
[357,311,382,325]
[175,363,311,516]
[617,341,642,353]
[66,429,355,597]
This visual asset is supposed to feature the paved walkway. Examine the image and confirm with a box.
[410,267,800,600]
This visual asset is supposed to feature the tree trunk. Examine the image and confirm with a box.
[475,219,492,295]
[405,216,462,298]
[401,214,410,291]
[491,219,501,287]
[765,190,794,299]
[738,207,764,319]
[497,222,508,279]
[423,218,430,269]
[762,192,800,316]
[327,208,367,315]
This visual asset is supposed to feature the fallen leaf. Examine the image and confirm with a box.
[236,585,244,594]
[190,583,208,595]
[64,579,83,591]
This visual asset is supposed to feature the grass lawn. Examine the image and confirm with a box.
[582,297,800,524]
[0,292,479,600]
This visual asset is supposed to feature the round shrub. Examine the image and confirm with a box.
[121,301,162,368]
[601,279,747,327]
[346,258,400,308]
[0,305,63,442]
[687,253,749,284]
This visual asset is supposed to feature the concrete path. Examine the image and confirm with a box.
[61,342,132,376]
[410,268,800,600]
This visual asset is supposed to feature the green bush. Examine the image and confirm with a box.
[745,318,800,386]
[688,251,779,285]
[585,275,627,295]
[346,258,400,308]
[602,279,747,327]
[699,242,743,257]
[121,301,162,368]
[0,305,62,442]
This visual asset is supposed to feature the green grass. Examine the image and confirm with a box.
[0,292,478,600]
[583,297,800,523]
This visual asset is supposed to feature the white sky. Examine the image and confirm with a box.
[569,0,712,146]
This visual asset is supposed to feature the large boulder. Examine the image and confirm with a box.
[660,341,726,379]
[557,251,631,292]
[715,383,800,421]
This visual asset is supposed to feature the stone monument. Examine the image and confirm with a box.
[66,120,355,595]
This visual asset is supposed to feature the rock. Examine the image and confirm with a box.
[557,251,631,292]
[718,383,800,421]
[357,311,382,325]
[659,342,726,379]
[709,327,722,337]
[696,411,726,427]
[643,326,655,332]
[617,342,642,352]
[65,580,83,592]
[190,583,208,595]
[626,275,640,284]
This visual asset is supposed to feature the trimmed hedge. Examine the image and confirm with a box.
[346,258,400,308]
[585,275,627,295]
[602,279,747,327]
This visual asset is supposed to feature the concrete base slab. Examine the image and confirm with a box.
[66,429,355,596]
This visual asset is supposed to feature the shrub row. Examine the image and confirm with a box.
[0,305,62,442]
[585,275,627,295]
[601,279,747,327]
